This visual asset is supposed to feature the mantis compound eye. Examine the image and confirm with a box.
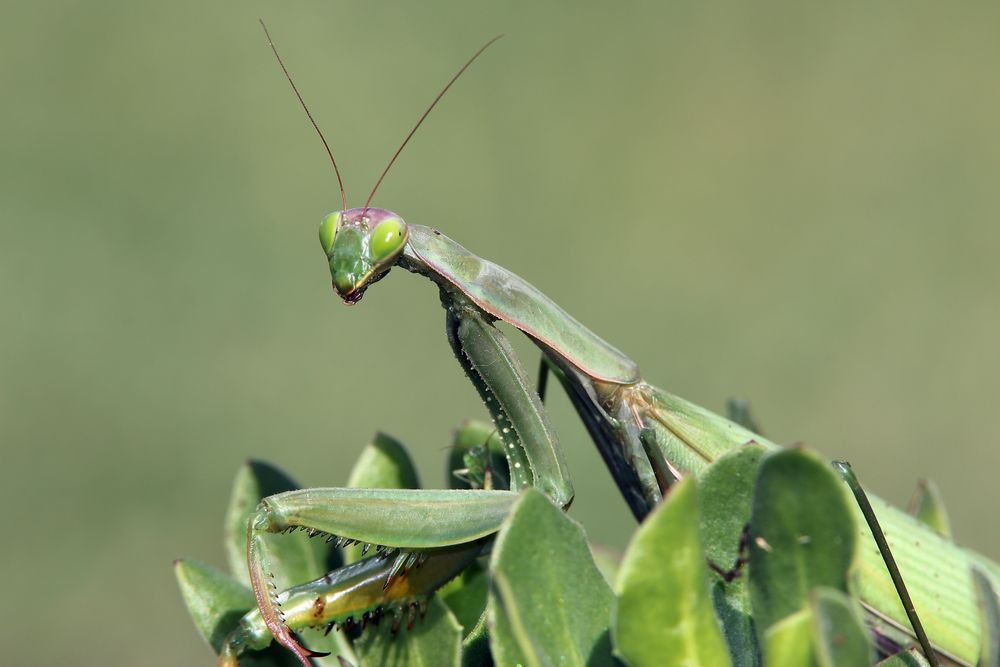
[319,212,342,254]
[369,217,406,262]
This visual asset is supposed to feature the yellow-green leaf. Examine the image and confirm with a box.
[614,477,730,667]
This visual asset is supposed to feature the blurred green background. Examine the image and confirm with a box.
[2,1,998,664]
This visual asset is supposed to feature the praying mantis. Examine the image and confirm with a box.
[199,24,1000,667]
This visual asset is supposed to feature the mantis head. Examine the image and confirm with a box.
[320,207,409,304]
[259,21,498,305]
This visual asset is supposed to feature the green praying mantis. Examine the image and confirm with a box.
[208,24,1000,667]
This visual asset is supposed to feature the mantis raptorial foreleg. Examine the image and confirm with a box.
[242,488,517,666]
[444,298,573,507]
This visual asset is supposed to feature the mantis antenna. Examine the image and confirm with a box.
[363,34,504,216]
[260,19,348,213]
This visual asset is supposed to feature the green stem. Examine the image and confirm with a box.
[832,461,940,667]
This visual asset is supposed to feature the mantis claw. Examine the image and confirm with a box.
[225,488,508,664]
[248,531,323,667]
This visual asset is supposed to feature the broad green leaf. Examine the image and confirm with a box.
[344,432,420,564]
[701,444,766,569]
[614,477,730,667]
[760,587,870,667]
[973,566,1000,667]
[346,432,421,490]
[438,560,489,637]
[489,572,541,667]
[875,649,931,666]
[907,479,952,539]
[355,596,462,667]
[224,459,329,587]
[764,609,816,667]
[699,444,766,667]
[489,488,615,667]
[810,587,871,667]
[748,449,858,637]
[175,558,253,652]
[460,611,492,667]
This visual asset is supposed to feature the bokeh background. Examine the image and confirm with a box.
[2,1,998,665]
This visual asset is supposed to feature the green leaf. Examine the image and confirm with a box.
[761,588,871,667]
[701,444,765,570]
[614,477,730,667]
[489,488,615,667]
[224,459,329,587]
[875,649,931,667]
[699,444,766,667]
[174,558,341,667]
[748,449,858,638]
[810,587,871,667]
[438,560,489,637]
[344,432,421,563]
[764,609,817,667]
[174,558,253,653]
[355,596,462,667]
[907,479,952,540]
[973,566,1000,667]
[347,432,421,490]
[460,611,493,667]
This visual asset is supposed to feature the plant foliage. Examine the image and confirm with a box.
[177,426,995,667]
